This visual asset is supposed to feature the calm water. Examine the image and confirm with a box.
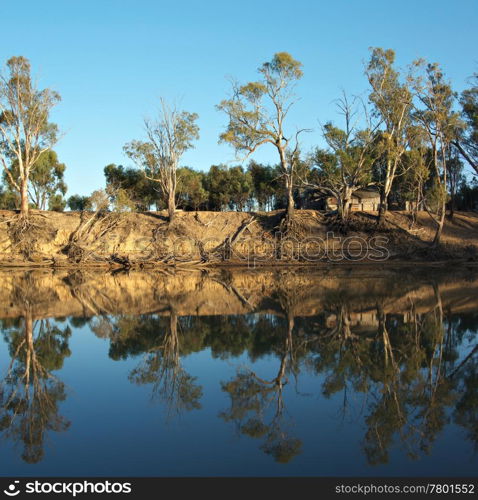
[0,267,477,477]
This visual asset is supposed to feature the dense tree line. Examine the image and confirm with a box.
[95,161,310,212]
[1,52,478,243]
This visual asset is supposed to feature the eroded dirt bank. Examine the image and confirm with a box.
[0,209,478,268]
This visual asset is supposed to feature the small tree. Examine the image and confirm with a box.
[447,152,464,218]
[0,56,60,216]
[124,99,199,223]
[104,163,156,211]
[247,161,278,211]
[205,164,233,211]
[67,194,91,211]
[227,166,253,211]
[217,52,306,229]
[0,184,18,209]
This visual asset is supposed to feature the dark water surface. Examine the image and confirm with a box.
[0,267,477,476]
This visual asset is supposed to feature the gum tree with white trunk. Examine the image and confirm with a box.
[0,56,60,217]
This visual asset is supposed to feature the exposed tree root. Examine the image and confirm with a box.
[7,214,55,260]
[63,211,125,264]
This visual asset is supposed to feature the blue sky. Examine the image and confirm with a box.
[1,0,477,196]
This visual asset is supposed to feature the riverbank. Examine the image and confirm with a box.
[0,209,477,268]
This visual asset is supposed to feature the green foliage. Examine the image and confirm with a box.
[457,73,478,172]
[3,150,67,210]
[247,161,278,210]
[204,164,252,211]
[48,193,66,212]
[176,167,208,210]
[67,194,91,211]
[88,189,110,212]
[0,184,17,209]
[228,166,253,210]
[104,163,157,210]
[205,164,233,211]
[109,187,136,212]
[425,177,449,213]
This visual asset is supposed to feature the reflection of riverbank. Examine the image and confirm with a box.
[0,267,478,321]
[1,266,477,471]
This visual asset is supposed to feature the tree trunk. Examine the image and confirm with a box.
[339,187,352,222]
[286,180,294,219]
[279,146,294,231]
[432,206,445,247]
[281,175,295,233]
[377,192,387,225]
[338,202,346,221]
[20,177,29,217]
[411,189,420,228]
[167,189,175,223]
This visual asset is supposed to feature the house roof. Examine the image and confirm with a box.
[352,188,380,200]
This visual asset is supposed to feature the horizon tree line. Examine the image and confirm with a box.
[1,51,478,244]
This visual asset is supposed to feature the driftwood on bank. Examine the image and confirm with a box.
[211,216,257,260]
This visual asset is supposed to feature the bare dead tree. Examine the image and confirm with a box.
[124,99,199,223]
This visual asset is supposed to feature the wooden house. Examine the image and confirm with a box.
[325,188,381,212]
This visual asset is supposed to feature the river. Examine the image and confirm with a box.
[0,266,477,476]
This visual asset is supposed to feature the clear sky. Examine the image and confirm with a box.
[1,0,477,196]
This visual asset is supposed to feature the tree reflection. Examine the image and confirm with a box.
[0,310,71,463]
[129,311,202,415]
[451,332,478,452]
[217,282,478,465]
[310,285,478,465]
[219,288,305,463]
[96,311,203,417]
[92,276,478,466]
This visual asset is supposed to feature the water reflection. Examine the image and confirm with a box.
[96,312,203,416]
[0,267,477,471]
[0,312,71,463]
